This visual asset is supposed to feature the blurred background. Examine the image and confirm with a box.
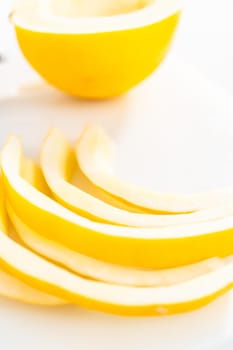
[1,0,233,93]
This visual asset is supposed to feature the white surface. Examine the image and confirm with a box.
[174,0,233,94]
[0,56,233,350]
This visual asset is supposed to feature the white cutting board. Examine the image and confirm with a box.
[0,54,233,350]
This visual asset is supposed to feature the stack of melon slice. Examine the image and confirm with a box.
[1,124,233,316]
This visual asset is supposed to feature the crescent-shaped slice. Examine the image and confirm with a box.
[1,139,233,315]
[2,136,233,269]
[41,129,233,227]
[0,218,233,315]
[0,188,233,315]
[0,178,67,305]
[8,202,224,287]
[76,124,233,213]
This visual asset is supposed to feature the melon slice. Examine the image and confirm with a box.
[8,203,225,287]
[12,0,181,98]
[41,129,233,227]
[0,269,67,306]
[1,139,233,315]
[0,177,233,316]
[0,212,233,316]
[0,178,66,306]
[2,136,233,269]
[41,130,144,215]
[76,124,233,213]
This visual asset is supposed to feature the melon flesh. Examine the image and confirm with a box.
[47,0,152,18]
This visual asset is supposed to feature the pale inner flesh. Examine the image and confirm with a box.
[49,0,154,18]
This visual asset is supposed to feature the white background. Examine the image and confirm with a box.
[175,0,233,94]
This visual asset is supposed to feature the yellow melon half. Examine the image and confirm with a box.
[41,128,233,227]
[76,124,233,213]
[12,0,181,98]
[2,135,233,269]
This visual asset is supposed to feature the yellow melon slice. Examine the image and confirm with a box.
[8,203,225,287]
[1,175,233,315]
[2,135,233,269]
[40,131,144,215]
[41,128,233,227]
[76,124,233,213]
[2,139,233,315]
[0,269,67,306]
[0,178,66,305]
[1,214,233,316]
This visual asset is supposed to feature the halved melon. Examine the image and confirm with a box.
[76,124,233,213]
[0,178,67,306]
[12,0,181,98]
[2,135,233,269]
[41,128,233,227]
